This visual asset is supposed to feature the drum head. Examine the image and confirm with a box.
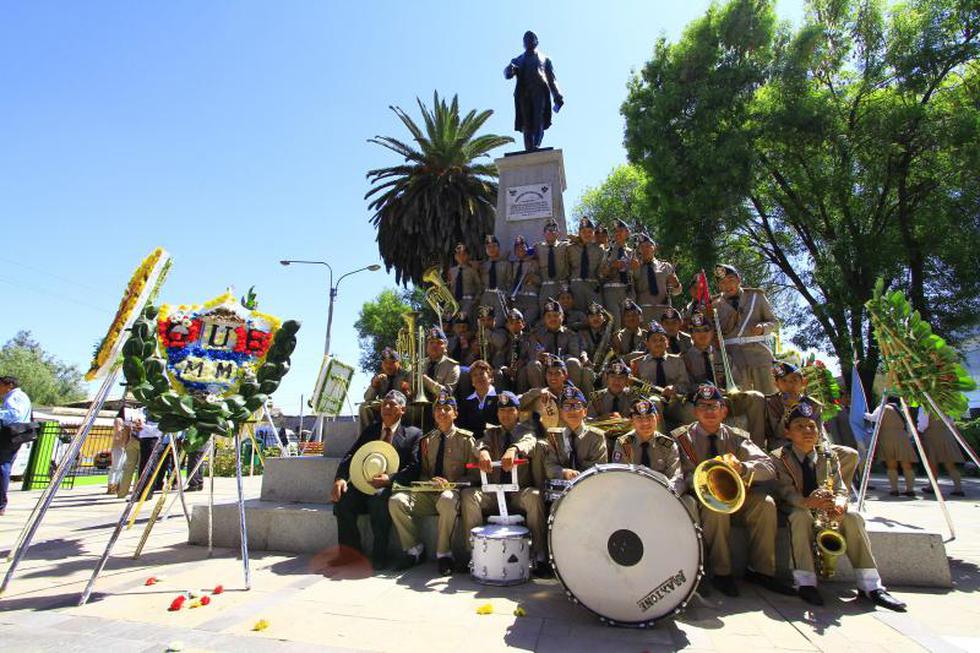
[472,524,529,540]
[548,465,702,626]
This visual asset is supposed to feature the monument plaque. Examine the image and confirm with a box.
[506,183,553,221]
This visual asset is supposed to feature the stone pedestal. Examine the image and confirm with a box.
[494,149,568,248]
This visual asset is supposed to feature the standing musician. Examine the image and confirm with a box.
[599,219,635,330]
[588,360,633,459]
[510,235,540,327]
[448,243,482,328]
[527,300,590,393]
[661,307,692,355]
[457,360,499,441]
[360,347,411,427]
[611,299,647,362]
[331,390,422,570]
[672,383,792,598]
[566,217,603,313]
[545,386,607,481]
[460,391,552,577]
[535,219,569,316]
[711,264,778,394]
[388,391,479,575]
[772,397,906,611]
[629,233,681,323]
[611,397,684,496]
[493,308,533,394]
[479,235,512,329]
[635,321,693,428]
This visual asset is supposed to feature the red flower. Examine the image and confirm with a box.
[168,595,186,611]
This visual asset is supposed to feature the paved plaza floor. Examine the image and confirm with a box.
[0,473,977,652]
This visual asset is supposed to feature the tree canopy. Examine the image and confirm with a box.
[353,288,436,375]
[0,331,86,406]
[622,0,980,388]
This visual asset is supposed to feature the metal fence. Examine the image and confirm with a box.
[21,422,116,490]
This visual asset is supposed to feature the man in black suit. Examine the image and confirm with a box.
[331,390,422,570]
[457,359,499,440]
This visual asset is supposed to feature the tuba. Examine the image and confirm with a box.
[422,265,459,329]
[692,454,753,514]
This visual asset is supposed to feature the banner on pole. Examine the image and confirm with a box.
[849,365,870,459]
[311,356,354,417]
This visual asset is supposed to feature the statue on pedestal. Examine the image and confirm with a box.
[505,31,564,152]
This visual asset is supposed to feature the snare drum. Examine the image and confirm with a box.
[469,524,531,586]
[544,478,572,503]
[548,464,703,627]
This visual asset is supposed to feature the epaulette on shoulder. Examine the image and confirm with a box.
[669,424,690,440]
[445,357,459,365]
[585,425,605,437]
[725,424,752,441]
[653,432,675,447]
[455,427,475,438]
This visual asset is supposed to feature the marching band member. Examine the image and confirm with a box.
[448,242,482,327]
[535,219,569,315]
[420,327,461,399]
[479,235,512,329]
[527,300,590,393]
[332,390,422,570]
[611,397,684,497]
[359,347,411,427]
[673,383,791,598]
[460,391,552,577]
[458,359,499,440]
[598,219,635,330]
[587,359,633,459]
[578,302,611,376]
[557,283,587,331]
[711,264,778,394]
[870,397,919,497]
[493,308,533,393]
[566,217,603,313]
[635,320,693,428]
[772,397,906,611]
[447,314,478,367]
[682,312,717,385]
[660,307,692,355]
[629,233,681,323]
[389,391,478,575]
[544,387,607,481]
[610,299,647,362]
[510,235,540,326]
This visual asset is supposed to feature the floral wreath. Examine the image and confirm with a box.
[121,290,300,451]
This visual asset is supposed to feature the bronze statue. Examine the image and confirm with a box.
[505,31,564,151]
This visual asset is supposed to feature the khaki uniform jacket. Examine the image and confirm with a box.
[510,257,540,295]
[491,330,533,369]
[635,353,692,394]
[448,262,482,300]
[611,430,683,495]
[577,326,607,364]
[419,426,478,483]
[566,241,604,280]
[666,332,692,356]
[544,424,607,479]
[631,258,680,305]
[712,288,777,368]
[480,258,513,293]
[599,244,635,284]
[683,345,717,385]
[671,422,776,493]
[770,444,851,512]
[477,423,537,485]
[530,325,582,359]
[587,387,634,419]
[422,355,461,398]
[535,240,570,284]
[611,327,647,357]
[363,370,411,402]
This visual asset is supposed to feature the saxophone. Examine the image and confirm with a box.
[812,440,847,578]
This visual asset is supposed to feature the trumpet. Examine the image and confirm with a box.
[586,416,632,438]
[392,480,472,492]
[693,453,753,514]
[422,265,459,330]
[628,375,665,398]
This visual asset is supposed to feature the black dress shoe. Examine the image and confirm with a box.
[951,490,965,497]
[437,556,455,576]
[533,560,554,579]
[711,574,739,597]
[903,490,916,497]
[371,556,389,571]
[888,490,900,496]
[798,585,824,606]
[393,550,424,571]
[860,589,907,612]
[743,569,796,596]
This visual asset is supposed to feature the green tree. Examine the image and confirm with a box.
[366,92,514,285]
[0,331,86,406]
[353,288,436,375]
[572,163,653,230]
[622,0,980,390]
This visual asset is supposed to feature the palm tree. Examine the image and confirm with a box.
[366,92,513,285]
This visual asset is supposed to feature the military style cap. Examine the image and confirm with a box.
[622,298,641,314]
[545,355,567,371]
[454,242,468,253]
[434,390,457,407]
[380,347,401,361]
[661,307,682,322]
[485,234,499,245]
[595,225,608,235]
[614,218,630,231]
[772,361,801,379]
[543,219,559,232]
[630,397,660,416]
[579,216,595,230]
[557,282,573,296]
[543,299,564,314]
[691,382,724,404]
[689,312,711,331]
[477,304,495,318]
[586,302,605,316]
[506,307,525,321]
[647,320,667,336]
[426,326,448,341]
[383,390,407,406]
[635,233,654,245]
[606,360,630,376]
[785,396,820,425]
[714,264,740,280]
[560,386,587,406]
[497,391,520,408]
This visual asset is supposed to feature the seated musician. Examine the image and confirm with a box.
[660,307,692,355]
[635,320,693,429]
[578,302,612,384]
[772,397,906,611]
[557,284,586,332]
[672,382,792,598]
[420,327,460,400]
[331,390,421,570]
[611,397,684,497]
[682,312,717,385]
[520,355,572,418]
[359,347,411,427]
[492,308,532,394]
[475,304,502,365]
[388,391,478,575]
[544,386,607,481]
[610,299,647,363]
[458,359,499,440]
[446,314,477,367]
[527,300,590,393]
[587,359,633,460]
[460,391,552,577]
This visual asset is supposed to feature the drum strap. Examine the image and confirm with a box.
[623,441,633,463]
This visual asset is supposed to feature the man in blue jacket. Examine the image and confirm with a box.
[0,376,32,516]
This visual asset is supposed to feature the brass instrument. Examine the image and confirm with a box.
[477,319,490,362]
[704,281,739,393]
[693,454,753,514]
[392,480,472,492]
[586,416,632,438]
[628,375,664,398]
[422,265,459,330]
[592,306,616,373]
[412,322,429,406]
[396,311,417,367]
[812,437,847,578]
[508,332,523,381]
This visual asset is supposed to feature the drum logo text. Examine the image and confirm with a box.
[636,570,687,612]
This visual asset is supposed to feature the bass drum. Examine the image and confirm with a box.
[548,464,702,627]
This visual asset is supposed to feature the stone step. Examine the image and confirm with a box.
[260,456,338,504]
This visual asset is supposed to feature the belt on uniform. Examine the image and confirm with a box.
[540,279,560,285]
[604,283,627,288]
[570,278,598,283]
[517,291,537,298]
[461,295,475,300]
[724,335,770,345]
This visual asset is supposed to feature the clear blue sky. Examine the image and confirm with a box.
[0,1,805,416]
